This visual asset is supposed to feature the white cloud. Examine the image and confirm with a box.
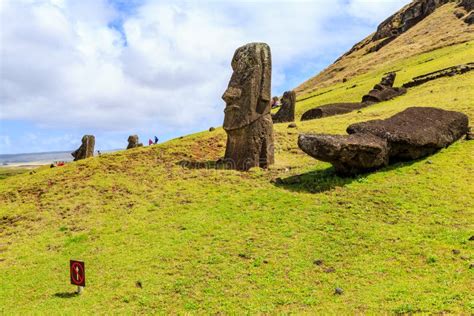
[0,0,410,145]
[346,0,412,24]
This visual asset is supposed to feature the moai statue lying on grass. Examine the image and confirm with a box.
[71,135,95,161]
[127,135,143,149]
[272,90,296,123]
[298,107,469,175]
[222,42,274,171]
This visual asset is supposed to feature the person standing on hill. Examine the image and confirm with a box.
[154,136,159,144]
[148,138,153,146]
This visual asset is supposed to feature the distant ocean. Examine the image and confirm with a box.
[0,151,75,166]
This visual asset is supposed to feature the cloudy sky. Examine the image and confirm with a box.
[0,0,410,154]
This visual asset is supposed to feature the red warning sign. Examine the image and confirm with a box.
[70,260,85,287]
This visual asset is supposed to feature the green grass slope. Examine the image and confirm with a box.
[1,42,473,314]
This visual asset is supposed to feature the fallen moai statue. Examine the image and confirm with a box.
[71,135,95,161]
[301,102,365,121]
[222,42,274,171]
[272,90,296,123]
[127,135,143,149]
[298,107,469,175]
[301,72,406,121]
[402,63,474,88]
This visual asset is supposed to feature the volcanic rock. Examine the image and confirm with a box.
[362,72,407,103]
[298,133,389,175]
[71,135,95,161]
[127,135,143,149]
[222,42,274,171]
[299,107,469,175]
[347,107,469,160]
[272,90,296,123]
[301,103,366,121]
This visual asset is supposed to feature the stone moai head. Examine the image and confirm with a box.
[380,72,396,87]
[222,42,272,131]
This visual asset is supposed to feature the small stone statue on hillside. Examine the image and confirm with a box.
[272,90,296,123]
[222,42,275,171]
[71,135,95,161]
[127,135,143,149]
[362,72,406,103]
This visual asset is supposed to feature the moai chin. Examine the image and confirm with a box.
[222,42,275,171]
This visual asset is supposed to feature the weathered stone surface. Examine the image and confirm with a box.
[362,86,407,103]
[299,107,469,175]
[71,135,95,161]
[127,135,143,149]
[347,107,469,160]
[403,63,474,88]
[272,90,296,123]
[301,103,366,121]
[380,72,396,87]
[465,127,473,140]
[298,133,389,175]
[371,0,451,47]
[222,42,274,171]
[362,72,407,103]
[458,0,474,12]
[464,11,474,24]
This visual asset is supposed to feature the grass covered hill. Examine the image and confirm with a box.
[1,6,474,316]
[295,1,474,96]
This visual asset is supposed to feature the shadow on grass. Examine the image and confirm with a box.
[273,167,356,193]
[53,292,78,298]
[274,158,423,193]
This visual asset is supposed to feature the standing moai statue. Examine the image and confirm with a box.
[71,135,95,161]
[222,42,275,171]
[272,90,296,123]
[127,135,143,149]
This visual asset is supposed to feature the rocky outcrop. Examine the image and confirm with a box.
[71,135,95,161]
[298,107,469,175]
[272,90,296,123]
[127,135,143,149]
[458,0,474,12]
[403,63,474,88]
[222,42,274,171]
[370,0,452,51]
[301,73,406,121]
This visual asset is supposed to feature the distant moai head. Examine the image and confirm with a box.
[222,42,272,131]
[71,135,95,161]
[380,72,396,87]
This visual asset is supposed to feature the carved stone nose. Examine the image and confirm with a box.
[222,87,242,102]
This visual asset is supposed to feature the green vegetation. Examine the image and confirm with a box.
[0,167,31,180]
[0,42,473,314]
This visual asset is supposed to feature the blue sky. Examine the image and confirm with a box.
[0,0,410,154]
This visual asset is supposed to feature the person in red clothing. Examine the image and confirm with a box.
[148,139,153,146]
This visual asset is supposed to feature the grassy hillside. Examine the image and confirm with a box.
[295,2,474,95]
[1,44,473,315]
